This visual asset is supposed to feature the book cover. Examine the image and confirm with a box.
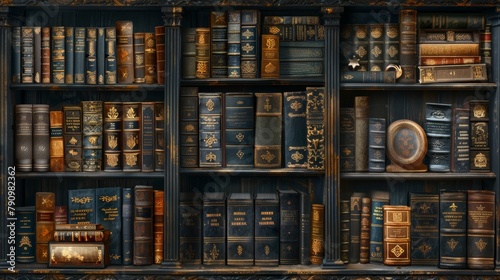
[310,204,325,265]
[74,27,86,84]
[63,105,83,172]
[16,206,36,263]
[227,10,241,78]
[133,185,154,265]
[368,118,386,172]
[21,26,34,83]
[203,192,226,265]
[122,187,134,265]
[32,104,50,172]
[296,189,311,265]
[409,192,439,266]
[49,110,64,172]
[180,87,199,168]
[425,103,452,172]
[85,27,97,84]
[254,192,279,266]
[469,100,490,172]
[154,190,164,264]
[16,104,33,172]
[417,13,485,30]
[383,205,411,266]
[141,102,155,172]
[36,192,55,263]
[383,23,399,68]
[103,102,122,171]
[419,64,487,84]
[199,92,222,167]
[451,107,470,172]
[340,198,350,263]
[68,188,96,224]
[179,193,202,264]
[81,101,103,171]
[116,21,134,83]
[278,189,299,265]
[41,26,51,83]
[439,190,467,269]
[354,96,369,172]
[155,26,166,84]
[181,27,196,79]
[399,9,417,84]
[64,27,74,84]
[226,193,254,266]
[340,71,396,83]
[467,190,495,269]
[122,102,141,172]
[368,23,384,71]
[352,24,368,71]
[11,26,21,83]
[96,187,122,265]
[369,191,389,263]
[96,27,105,84]
[283,91,307,168]
[254,92,282,168]
[48,242,109,268]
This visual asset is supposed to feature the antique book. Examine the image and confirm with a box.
[181,27,196,79]
[202,192,226,265]
[133,32,146,83]
[63,27,73,84]
[144,32,157,84]
[179,193,202,264]
[122,187,134,265]
[48,242,109,268]
[369,190,389,263]
[11,26,21,83]
[96,187,122,265]
[418,29,480,43]
[227,10,241,78]
[210,11,228,78]
[368,23,384,71]
[280,61,324,77]
[383,205,411,266]
[82,101,103,171]
[254,192,279,266]
[32,104,50,172]
[55,223,104,231]
[154,102,165,171]
[469,100,490,172]
[122,102,141,172]
[16,206,36,263]
[310,203,325,265]
[199,92,222,167]
[54,206,68,225]
[180,87,199,167]
[280,41,324,61]
[383,23,399,68]
[195,27,210,79]
[283,91,307,168]
[349,192,365,264]
[226,193,254,266]
[103,102,122,171]
[17,26,32,83]
[63,105,83,172]
[417,13,485,30]
[74,27,86,84]
[155,26,166,84]
[409,192,439,266]
[133,185,154,265]
[16,104,33,171]
[68,188,96,224]
[105,26,117,84]
[41,26,52,82]
[96,27,105,84]
[51,27,65,83]
[355,96,369,172]
[480,23,492,80]
[359,196,371,264]
[224,92,255,168]
[419,63,488,84]
[451,107,470,172]
[53,229,110,242]
[340,107,355,172]
[32,27,41,83]
[425,103,452,172]
[399,9,417,83]
[254,92,282,168]
[368,118,386,172]
[116,20,134,83]
[439,190,467,269]
[340,71,396,83]
[278,189,300,265]
[261,34,279,78]
[141,102,155,172]
[352,24,369,71]
[419,43,480,57]
[340,198,350,263]
[85,27,97,85]
[420,56,482,66]
[36,192,55,263]
[154,190,164,264]
[49,110,64,172]
[467,190,495,269]
[306,87,325,170]
[296,189,311,265]
[240,10,259,78]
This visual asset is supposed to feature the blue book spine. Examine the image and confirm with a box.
[278,189,300,265]
[96,27,105,84]
[81,101,103,171]
[227,10,241,78]
[105,27,117,84]
[68,188,96,224]
[85,27,97,84]
[199,92,222,167]
[16,206,36,263]
[202,192,226,265]
[179,193,202,264]
[410,192,439,266]
[122,187,134,265]
[283,91,307,168]
[141,102,155,172]
[240,10,259,78]
[369,191,389,263]
[224,92,254,167]
[254,193,279,266]
[226,193,254,266]
[11,26,21,83]
[96,187,122,264]
[74,27,86,84]
[65,27,74,84]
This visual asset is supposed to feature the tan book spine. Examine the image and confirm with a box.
[154,190,164,264]
[261,34,279,78]
[36,192,55,263]
[144,32,157,84]
[359,196,371,264]
[49,110,64,172]
[354,96,369,172]
[383,205,411,266]
[419,43,480,56]
[116,21,134,84]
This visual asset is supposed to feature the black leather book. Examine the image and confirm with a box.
[179,193,202,264]
[227,193,254,266]
[339,107,355,172]
[409,192,439,266]
[103,102,122,171]
[82,101,103,171]
[278,189,299,265]
[352,24,368,71]
[141,102,155,172]
[255,92,282,168]
[283,91,307,168]
[180,87,199,167]
[439,190,467,269]
[227,10,241,78]
[133,185,154,266]
[369,190,389,263]
[21,26,34,83]
[96,27,105,84]
[181,27,196,79]
[254,192,279,266]
[96,187,122,265]
[154,102,165,171]
[64,27,74,84]
[240,10,259,78]
[469,100,490,172]
[16,206,36,263]
[349,192,365,264]
[210,11,228,78]
[451,107,470,172]
[368,118,386,172]
[296,189,311,265]
[11,26,21,83]
[202,192,226,265]
[199,92,222,167]
[122,187,133,265]
[340,198,350,263]
[383,23,400,68]
[368,23,384,71]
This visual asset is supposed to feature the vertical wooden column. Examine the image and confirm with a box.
[162,6,182,268]
[321,6,345,268]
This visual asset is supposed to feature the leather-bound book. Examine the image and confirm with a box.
[74,27,86,84]
[53,229,110,242]
[41,27,51,83]
[21,26,34,83]
[451,107,470,172]
[35,192,55,263]
[141,102,155,172]
[382,205,411,266]
[340,198,350,263]
[105,27,117,84]
[153,190,164,264]
[198,92,222,167]
[48,242,110,268]
[202,192,226,265]
[49,110,64,172]
[296,189,311,265]
[133,32,145,83]
[261,34,279,78]
[11,26,21,83]
[254,92,282,168]
[210,11,228,78]
[283,91,307,168]
[417,13,485,30]
[480,23,492,81]
[439,190,467,268]
[154,102,165,171]
[359,196,371,264]
[425,103,452,172]
[63,105,82,172]
[340,108,355,172]
[116,20,134,84]
[368,118,386,172]
[68,188,96,224]
[399,9,417,84]
[96,27,105,84]
[419,63,487,84]
[467,190,495,269]
[16,206,36,263]
[122,102,141,172]
[240,10,259,78]
[133,185,154,265]
[354,96,369,172]
[226,193,254,266]
[368,23,384,71]
[352,24,368,71]
[179,193,202,264]
[180,87,199,167]
[181,27,196,79]
[195,27,210,79]
[278,189,299,265]
[383,23,399,68]
[103,102,122,172]
[349,192,364,264]
[310,203,325,265]
[81,101,103,171]
[155,26,166,84]
[54,206,67,224]
[64,27,74,84]
[85,27,97,85]
[122,187,134,265]
[16,104,33,172]
[32,104,50,172]
[418,29,480,44]
[254,193,279,266]
[144,33,157,84]
[306,87,325,170]
[469,100,490,172]
[409,192,439,266]
[369,190,389,263]
[33,26,41,83]
[227,10,241,78]
[340,71,396,83]
[96,187,122,265]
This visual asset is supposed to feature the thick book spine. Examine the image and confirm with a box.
[180,87,199,167]
[103,102,122,171]
[141,102,155,172]
[55,224,103,231]
[199,92,222,167]
[85,28,97,84]
[306,87,325,170]
[349,192,365,264]
[409,192,439,266]
[16,206,36,263]
[35,192,55,263]
[181,27,196,79]
[133,32,145,83]
[179,193,202,264]
[418,29,480,43]
[419,43,480,57]
[368,118,386,172]
[341,71,396,83]
[53,229,110,242]
[399,9,417,84]
[49,110,65,172]
[451,107,470,172]
[254,92,282,168]
[116,21,134,84]
[11,26,21,83]
[296,189,311,265]
[417,13,485,30]
[33,27,41,83]
[48,242,109,268]
[227,10,241,78]
[368,23,384,71]
[65,27,74,84]
[261,34,279,78]
[283,91,307,168]
[154,102,165,171]
[210,11,228,78]
[420,56,481,66]
[74,27,86,84]
[154,190,164,264]
[224,92,255,168]
[310,204,325,265]
[340,108,355,172]
[63,106,83,172]
[96,187,122,264]
[16,104,33,172]
[81,101,103,171]
[144,32,157,84]
[369,191,389,263]
[383,23,400,68]
[279,41,325,61]
[425,103,452,172]
[467,190,495,269]
[352,24,368,71]
[133,185,154,265]
[122,187,134,265]
[280,61,324,77]
[68,188,96,224]
[354,96,369,172]
[469,100,490,172]
[439,190,467,268]
[359,196,371,264]
[32,104,50,172]
[41,27,51,83]
[419,63,488,84]
[195,28,210,79]
[155,26,166,84]
[96,27,105,84]
[226,193,254,266]
[240,10,259,78]
[21,26,34,83]
[254,193,279,266]
[278,189,300,265]
[203,192,226,265]
[122,102,141,172]
[383,205,411,266]
[340,198,350,263]
[105,27,117,84]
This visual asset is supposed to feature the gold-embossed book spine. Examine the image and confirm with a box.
[383,205,411,266]
[254,92,282,168]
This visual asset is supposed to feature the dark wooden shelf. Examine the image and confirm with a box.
[10,84,165,92]
[180,168,324,176]
[340,82,497,91]
[341,172,496,180]
[180,78,324,86]
[15,171,165,179]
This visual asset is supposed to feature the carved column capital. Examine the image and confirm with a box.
[161,6,183,27]
[321,6,343,27]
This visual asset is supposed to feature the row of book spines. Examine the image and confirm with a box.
[12,24,166,85]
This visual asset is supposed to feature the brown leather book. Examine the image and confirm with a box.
[467,190,495,269]
[144,32,157,84]
[154,190,164,264]
[310,204,325,265]
[260,34,279,78]
[155,26,165,84]
[383,205,411,266]
[133,185,154,265]
[35,192,55,263]
[103,102,122,172]
[116,20,134,84]
[359,196,371,264]
[33,104,50,172]
[49,111,64,172]
[133,32,145,83]
[41,27,51,83]
[54,206,68,224]
[122,102,141,172]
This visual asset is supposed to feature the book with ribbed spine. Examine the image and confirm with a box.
[33,104,50,172]
[420,56,481,66]
[418,29,480,43]
[349,192,365,264]
[63,106,82,172]
[341,71,396,83]
[49,110,64,172]
[383,23,399,68]
[21,26,34,83]
[284,91,307,168]
[240,10,259,78]
[53,229,110,242]
[210,11,228,78]
[122,187,133,265]
[96,187,122,264]
[340,198,350,263]
[399,9,417,84]
[306,87,325,170]
[179,193,202,264]
[199,92,222,167]
[467,190,495,269]
[254,193,279,266]
[261,34,279,78]
[154,102,165,171]
[180,87,199,167]
[227,193,254,266]
[254,92,282,168]
[278,189,299,265]
[41,27,51,83]
[181,27,196,79]
[11,26,21,83]
[369,191,389,263]
[340,108,355,172]
[409,192,439,266]
[227,10,241,78]
[141,102,155,172]
[116,21,134,84]
[74,27,86,84]
[122,102,141,172]
[103,102,122,171]
[368,23,384,71]
[144,33,157,84]
[355,96,369,172]
[359,196,371,264]
[352,24,368,71]
[417,13,485,30]
[16,104,33,172]
[155,26,166,84]
[425,103,452,172]
[419,43,480,57]
[368,118,386,172]
[480,23,491,81]
[296,189,311,265]
[16,206,36,263]
[65,27,74,84]
[133,32,145,83]
[310,204,324,265]
[153,190,164,264]
[439,190,467,268]
[451,107,470,172]
[85,28,97,84]
[33,26,41,83]
[469,100,490,172]
[36,192,55,263]
[105,27,117,84]
[383,205,411,266]
[203,192,226,265]
[134,185,154,265]
[195,27,210,79]
[48,242,109,268]
[82,101,103,171]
